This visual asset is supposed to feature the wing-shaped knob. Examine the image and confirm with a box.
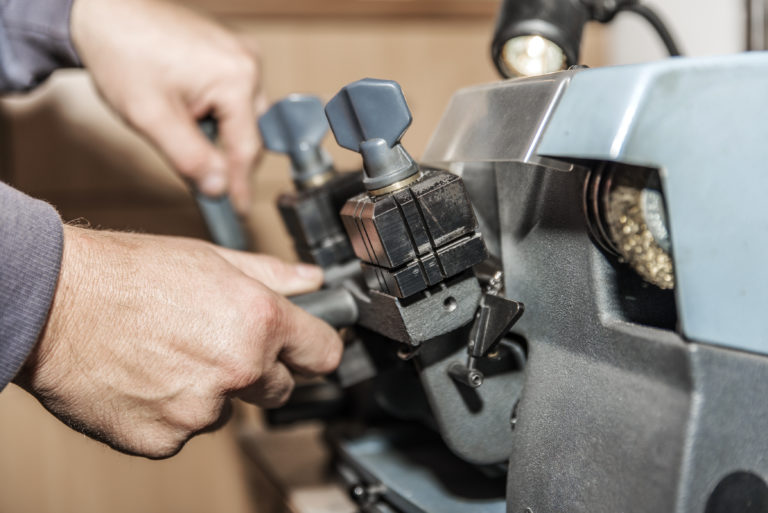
[258,95,333,185]
[325,78,418,191]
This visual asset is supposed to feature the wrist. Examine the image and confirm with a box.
[13,226,87,392]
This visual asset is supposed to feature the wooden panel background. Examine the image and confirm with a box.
[175,0,499,17]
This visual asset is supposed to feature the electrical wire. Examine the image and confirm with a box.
[619,3,683,56]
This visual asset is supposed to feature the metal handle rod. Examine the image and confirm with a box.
[193,116,249,251]
[289,287,359,329]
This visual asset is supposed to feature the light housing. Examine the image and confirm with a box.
[491,0,682,79]
[491,0,589,78]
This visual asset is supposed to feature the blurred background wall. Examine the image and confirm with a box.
[0,1,745,512]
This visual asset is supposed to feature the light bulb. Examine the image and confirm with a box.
[500,35,567,77]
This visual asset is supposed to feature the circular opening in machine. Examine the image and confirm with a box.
[705,471,768,513]
[443,297,457,312]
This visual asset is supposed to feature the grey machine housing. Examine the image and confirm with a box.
[416,52,768,512]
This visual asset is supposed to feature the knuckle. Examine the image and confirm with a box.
[250,292,283,341]
[239,55,258,82]
[146,438,184,460]
[218,293,282,391]
[316,335,344,375]
[225,358,262,390]
[269,380,295,408]
[189,408,222,433]
[174,147,210,177]
[123,100,159,127]
[219,51,257,84]
[255,367,295,409]
[216,336,261,390]
[129,426,186,460]
[230,142,258,168]
[233,51,258,80]
[276,377,296,405]
[164,401,222,435]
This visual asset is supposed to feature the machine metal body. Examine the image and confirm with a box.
[408,52,768,513]
[271,54,768,513]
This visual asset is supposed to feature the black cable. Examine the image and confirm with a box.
[619,3,683,56]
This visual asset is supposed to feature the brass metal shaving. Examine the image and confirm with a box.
[606,171,675,290]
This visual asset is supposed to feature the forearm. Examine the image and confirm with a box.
[0,182,63,390]
[0,0,81,91]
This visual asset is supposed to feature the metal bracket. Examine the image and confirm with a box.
[448,293,524,388]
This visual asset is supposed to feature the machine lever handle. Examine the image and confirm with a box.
[192,116,249,251]
[289,287,359,329]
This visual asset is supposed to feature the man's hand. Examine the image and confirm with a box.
[70,0,265,212]
[14,226,343,459]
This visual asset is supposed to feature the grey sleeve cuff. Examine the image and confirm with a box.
[0,0,82,91]
[0,182,63,390]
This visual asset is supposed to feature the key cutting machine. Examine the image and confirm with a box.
[213,3,768,512]
[263,58,768,513]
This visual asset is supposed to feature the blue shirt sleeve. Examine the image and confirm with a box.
[0,0,81,91]
[0,182,63,390]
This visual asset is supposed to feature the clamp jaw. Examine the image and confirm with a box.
[282,79,527,464]
[327,79,488,302]
[258,94,334,188]
[258,95,364,272]
[322,78,523,364]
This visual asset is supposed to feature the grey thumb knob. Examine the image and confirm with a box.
[325,78,418,191]
[258,95,333,185]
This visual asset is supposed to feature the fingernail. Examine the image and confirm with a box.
[201,172,227,196]
[296,264,322,280]
[199,154,228,196]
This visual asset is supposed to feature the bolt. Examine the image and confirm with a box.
[350,485,367,503]
[448,362,484,388]
[349,484,385,505]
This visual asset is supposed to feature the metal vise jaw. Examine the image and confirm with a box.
[324,78,491,347]
[341,169,487,299]
[258,95,364,272]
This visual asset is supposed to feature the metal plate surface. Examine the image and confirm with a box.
[334,428,506,513]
